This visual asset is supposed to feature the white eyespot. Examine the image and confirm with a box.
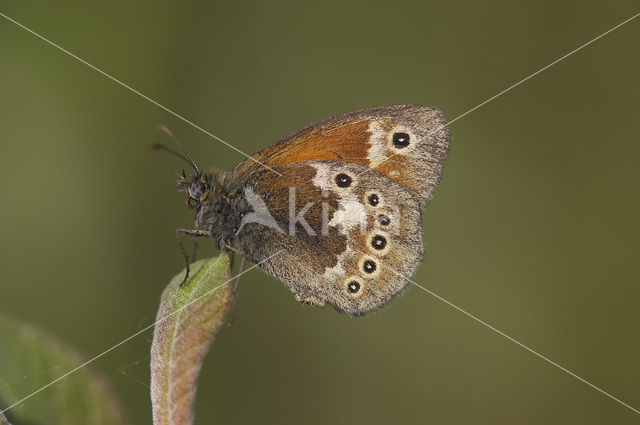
[345,276,364,296]
[388,127,416,153]
[364,190,382,208]
[358,256,381,278]
[311,164,358,192]
[367,231,390,256]
[335,173,353,188]
[392,132,410,148]
[375,214,391,228]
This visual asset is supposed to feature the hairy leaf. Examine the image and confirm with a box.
[0,314,127,425]
[151,254,233,425]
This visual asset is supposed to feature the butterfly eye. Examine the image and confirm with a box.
[377,215,390,226]
[392,132,410,148]
[362,259,377,274]
[335,173,353,188]
[371,235,387,250]
[187,198,199,209]
[367,194,379,206]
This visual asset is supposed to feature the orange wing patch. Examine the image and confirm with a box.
[231,105,450,208]
[257,120,373,166]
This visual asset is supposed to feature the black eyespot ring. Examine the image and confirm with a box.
[377,215,390,226]
[368,194,379,206]
[371,235,387,250]
[347,281,360,293]
[392,132,410,148]
[363,260,377,273]
[335,173,352,188]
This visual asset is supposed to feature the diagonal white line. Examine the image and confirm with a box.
[379,260,640,415]
[2,5,638,417]
[0,11,283,177]
[409,280,640,414]
[447,10,640,126]
[0,250,284,414]
[352,12,640,412]
[356,10,640,177]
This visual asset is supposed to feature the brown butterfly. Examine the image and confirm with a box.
[165,105,450,316]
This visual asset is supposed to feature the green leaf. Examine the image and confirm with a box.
[151,254,233,425]
[0,314,128,425]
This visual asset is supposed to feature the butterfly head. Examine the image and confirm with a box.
[176,168,244,243]
[177,170,213,210]
[153,125,213,210]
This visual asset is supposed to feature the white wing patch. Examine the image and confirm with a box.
[311,162,333,190]
[329,199,367,233]
[366,121,419,167]
[310,162,368,281]
[366,121,388,167]
[311,163,367,234]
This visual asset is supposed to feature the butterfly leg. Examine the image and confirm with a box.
[192,238,199,262]
[224,244,246,256]
[176,228,211,287]
[232,255,246,294]
[226,252,246,327]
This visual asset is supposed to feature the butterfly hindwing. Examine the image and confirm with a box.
[236,160,423,315]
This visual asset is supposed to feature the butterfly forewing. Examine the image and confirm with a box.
[233,105,450,208]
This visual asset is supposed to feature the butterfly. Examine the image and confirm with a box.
[165,105,450,316]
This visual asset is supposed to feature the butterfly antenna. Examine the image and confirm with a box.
[156,125,199,173]
[151,143,197,171]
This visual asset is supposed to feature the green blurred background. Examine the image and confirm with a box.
[1,1,639,424]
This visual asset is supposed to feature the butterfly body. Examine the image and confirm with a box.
[178,169,248,249]
[175,105,450,315]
